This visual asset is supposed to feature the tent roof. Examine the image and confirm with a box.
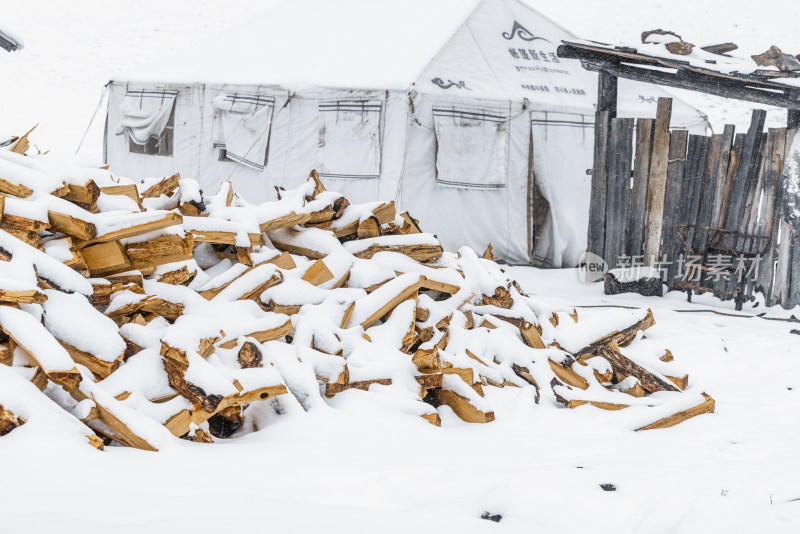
[117,0,482,90]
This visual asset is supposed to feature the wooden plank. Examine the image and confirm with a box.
[661,130,688,280]
[563,51,800,110]
[741,133,770,241]
[588,110,612,259]
[605,118,634,267]
[626,118,655,257]
[687,136,712,254]
[642,98,672,264]
[758,128,787,304]
[783,129,800,307]
[677,134,703,256]
[724,110,767,231]
[772,129,798,308]
[710,125,736,227]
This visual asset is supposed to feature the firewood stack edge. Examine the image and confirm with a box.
[0,138,714,450]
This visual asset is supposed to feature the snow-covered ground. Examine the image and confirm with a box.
[3,268,800,532]
[2,1,800,532]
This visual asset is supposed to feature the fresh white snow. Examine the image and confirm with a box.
[1,1,799,532]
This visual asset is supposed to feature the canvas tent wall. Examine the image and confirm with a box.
[105,0,709,266]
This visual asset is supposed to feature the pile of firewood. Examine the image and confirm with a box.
[0,139,714,450]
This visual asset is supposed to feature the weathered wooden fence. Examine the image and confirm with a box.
[589,97,800,309]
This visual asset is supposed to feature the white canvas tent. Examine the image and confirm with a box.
[105,0,709,266]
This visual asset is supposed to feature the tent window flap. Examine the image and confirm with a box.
[212,93,275,171]
[432,106,509,189]
[116,89,178,156]
[318,100,382,179]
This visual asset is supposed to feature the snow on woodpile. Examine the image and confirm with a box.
[0,140,714,450]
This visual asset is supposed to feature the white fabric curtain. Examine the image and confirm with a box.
[317,100,382,179]
[115,89,178,145]
[530,110,594,268]
[432,104,509,189]
[212,93,275,171]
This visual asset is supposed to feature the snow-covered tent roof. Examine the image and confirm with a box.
[118,0,708,125]
[119,0,483,90]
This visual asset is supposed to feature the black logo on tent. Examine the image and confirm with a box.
[431,78,470,90]
[502,21,549,42]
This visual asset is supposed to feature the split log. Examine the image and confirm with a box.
[141,173,180,199]
[430,388,495,423]
[346,273,424,329]
[81,241,131,276]
[0,289,46,304]
[325,378,391,397]
[86,212,183,245]
[301,259,334,286]
[163,358,224,413]
[554,309,655,360]
[156,265,196,286]
[0,404,24,436]
[217,317,293,349]
[62,180,101,206]
[47,211,97,241]
[101,184,140,206]
[344,234,443,262]
[0,306,81,391]
[91,396,158,451]
[592,343,678,393]
[126,233,194,271]
[636,393,715,431]
[549,358,588,390]
[238,341,263,368]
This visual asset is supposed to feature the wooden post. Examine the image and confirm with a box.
[783,129,800,307]
[724,110,767,230]
[661,130,688,281]
[710,125,736,227]
[588,111,612,259]
[587,68,618,260]
[626,118,655,258]
[598,68,618,116]
[758,128,787,305]
[642,98,672,265]
[680,135,708,254]
[605,118,634,267]
[788,109,800,130]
